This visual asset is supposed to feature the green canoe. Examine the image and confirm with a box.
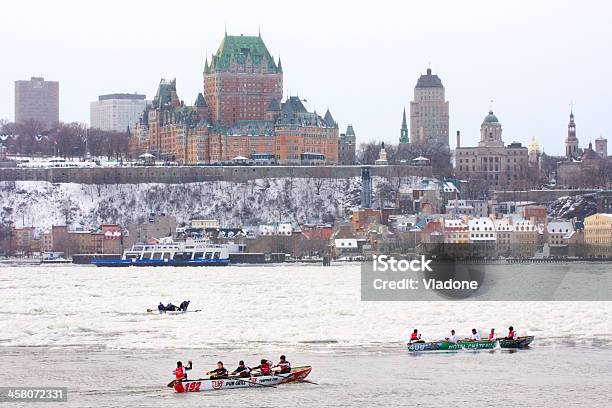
[408,336,534,352]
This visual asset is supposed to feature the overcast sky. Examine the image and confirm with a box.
[1,0,611,155]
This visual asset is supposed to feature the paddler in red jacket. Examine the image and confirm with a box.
[505,326,516,340]
[172,360,192,392]
[252,359,273,376]
[409,329,422,343]
[488,328,496,341]
[173,360,192,381]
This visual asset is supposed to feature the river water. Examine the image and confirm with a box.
[0,263,611,407]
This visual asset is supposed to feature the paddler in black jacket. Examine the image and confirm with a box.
[230,360,251,378]
[206,361,229,379]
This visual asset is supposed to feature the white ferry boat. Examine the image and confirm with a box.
[92,237,230,267]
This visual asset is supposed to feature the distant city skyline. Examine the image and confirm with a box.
[1,0,611,155]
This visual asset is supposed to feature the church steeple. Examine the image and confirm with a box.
[400,108,409,144]
[565,109,579,159]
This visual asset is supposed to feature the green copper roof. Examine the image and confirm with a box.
[153,78,176,110]
[346,124,355,137]
[483,110,500,124]
[194,93,206,107]
[211,34,279,73]
[400,108,409,144]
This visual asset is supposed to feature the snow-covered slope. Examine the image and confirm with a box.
[0,178,365,229]
[547,194,597,220]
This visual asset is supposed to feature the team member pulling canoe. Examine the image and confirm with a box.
[231,361,251,378]
[207,361,228,379]
[470,328,481,341]
[488,328,495,340]
[505,326,516,340]
[252,359,273,376]
[445,330,458,343]
[409,329,423,343]
[273,355,291,374]
[178,300,190,311]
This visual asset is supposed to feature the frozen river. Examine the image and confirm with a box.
[0,263,611,407]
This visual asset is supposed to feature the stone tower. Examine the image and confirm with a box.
[338,124,356,165]
[595,136,608,157]
[565,111,579,159]
[400,108,409,144]
[479,110,504,147]
[409,68,449,147]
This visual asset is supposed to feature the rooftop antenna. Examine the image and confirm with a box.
[258,25,261,37]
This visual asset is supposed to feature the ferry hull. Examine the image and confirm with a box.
[92,258,230,267]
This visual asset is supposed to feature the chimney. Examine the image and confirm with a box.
[456,130,461,148]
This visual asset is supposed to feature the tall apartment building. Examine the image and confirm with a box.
[409,68,449,147]
[90,93,148,132]
[14,77,59,129]
[204,33,283,127]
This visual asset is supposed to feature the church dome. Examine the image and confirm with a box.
[582,142,599,161]
[483,110,499,124]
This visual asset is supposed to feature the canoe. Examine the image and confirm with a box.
[146,309,201,314]
[407,336,534,352]
[173,366,313,393]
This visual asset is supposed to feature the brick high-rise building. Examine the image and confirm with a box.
[14,77,59,129]
[204,33,283,127]
[409,68,449,147]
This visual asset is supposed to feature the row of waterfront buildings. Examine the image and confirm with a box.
[6,209,612,260]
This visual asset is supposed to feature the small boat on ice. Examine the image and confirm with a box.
[173,366,313,393]
[408,336,534,352]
